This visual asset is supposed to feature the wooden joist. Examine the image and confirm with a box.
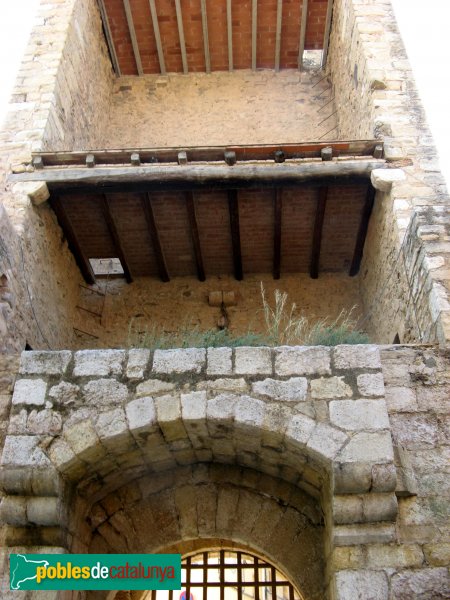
[51,197,96,284]
[100,195,133,283]
[310,186,328,279]
[349,185,376,276]
[298,0,308,70]
[185,192,206,282]
[149,0,166,75]
[175,0,188,74]
[252,0,258,71]
[273,188,282,280]
[321,0,334,68]
[275,0,283,72]
[98,0,121,76]
[122,0,144,75]
[142,193,170,282]
[200,0,211,73]
[228,190,243,281]
[227,0,233,71]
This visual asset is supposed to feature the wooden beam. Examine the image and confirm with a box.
[16,160,387,191]
[142,193,170,282]
[200,0,211,73]
[273,188,282,279]
[349,185,376,276]
[275,0,283,72]
[321,0,333,68]
[310,186,328,279]
[98,0,121,75]
[51,197,96,284]
[100,195,133,283]
[174,0,188,74]
[227,0,233,71]
[122,0,144,75]
[185,192,206,281]
[252,0,258,70]
[298,0,308,70]
[228,190,243,280]
[148,0,166,75]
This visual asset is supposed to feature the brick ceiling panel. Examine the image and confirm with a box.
[239,189,274,274]
[281,186,316,273]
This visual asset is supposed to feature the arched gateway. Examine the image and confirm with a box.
[1,346,397,599]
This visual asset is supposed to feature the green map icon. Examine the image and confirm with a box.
[10,554,50,590]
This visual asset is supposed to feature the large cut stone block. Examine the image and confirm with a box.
[126,349,150,379]
[334,345,381,369]
[153,349,205,374]
[251,377,307,401]
[20,351,72,376]
[74,350,125,377]
[330,400,390,431]
[234,347,272,375]
[275,346,331,376]
[207,348,232,375]
[12,379,46,406]
[335,569,388,600]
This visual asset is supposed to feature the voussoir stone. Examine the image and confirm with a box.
[275,346,331,376]
[234,347,272,375]
[126,396,156,432]
[286,413,316,447]
[334,345,381,370]
[234,396,266,427]
[311,376,352,399]
[74,349,126,376]
[251,377,307,401]
[330,400,390,431]
[126,349,150,379]
[153,348,205,374]
[181,391,207,421]
[95,408,128,439]
[12,378,46,406]
[307,423,348,461]
[19,350,72,375]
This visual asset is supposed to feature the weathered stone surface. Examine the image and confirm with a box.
[74,350,125,376]
[310,376,352,399]
[333,523,396,546]
[330,400,390,431]
[234,347,272,375]
[136,379,175,396]
[198,378,248,393]
[48,381,79,405]
[95,408,128,440]
[390,414,439,448]
[126,349,150,379]
[307,423,348,461]
[338,432,394,464]
[286,414,316,447]
[181,391,207,421]
[423,543,450,566]
[1,435,50,466]
[371,167,406,192]
[335,569,388,600]
[390,568,450,600]
[384,386,417,412]
[275,346,331,376]
[20,351,71,375]
[82,379,128,406]
[206,348,232,375]
[0,496,27,525]
[27,497,59,526]
[12,378,46,406]
[357,373,385,397]
[234,396,266,427]
[126,397,156,432]
[334,345,381,370]
[64,420,100,456]
[155,394,186,441]
[26,409,62,435]
[153,349,205,374]
[252,377,307,401]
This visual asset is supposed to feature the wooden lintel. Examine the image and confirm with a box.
[149,0,166,75]
[122,0,143,75]
[349,185,376,276]
[298,0,308,70]
[186,191,206,282]
[142,193,170,282]
[228,190,243,281]
[100,195,133,283]
[273,188,282,280]
[310,186,328,279]
[51,197,96,284]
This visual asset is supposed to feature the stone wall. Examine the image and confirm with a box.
[0,344,449,598]
[328,0,450,345]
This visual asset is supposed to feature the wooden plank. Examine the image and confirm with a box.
[298,0,308,70]
[148,0,166,75]
[100,195,133,283]
[174,0,188,74]
[15,160,387,190]
[31,141,383,166]
[98,0,122,75]
[310,186,327,279]
[275,0,283,71]
[273,188,282,279]
[321,0,333,68]
[186,191,206,281]
[122,0,144,75]
[142,193,170,282]
[51,197,96,284]
[228,190,243,280]
[200,0,211,73]
[252,0,258,70]
[227,0,233,71]
[349,184,375,276]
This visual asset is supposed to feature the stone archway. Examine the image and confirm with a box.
[0,346,398,599]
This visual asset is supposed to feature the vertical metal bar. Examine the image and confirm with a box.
[254,556,260,600]
[200,0,211,73]
[98,0,122,76]
[237,552,243,600]
[219,550,225,600]
[186,556,191,600]
[270,566,277,600]
[175,0,189,73]
[148,0,166,74]
[275,0,283,71]
[252,0,258,70]
[122,0,144,75]
[227,0,233,71]
[298,0,308,70]
[203,552,208,600]
[321,0,333,68]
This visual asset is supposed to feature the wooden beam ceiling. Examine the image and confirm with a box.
[186,191,206,282]
[142,193,170,282]
[228,190,243,281]
[310,186,328,279]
